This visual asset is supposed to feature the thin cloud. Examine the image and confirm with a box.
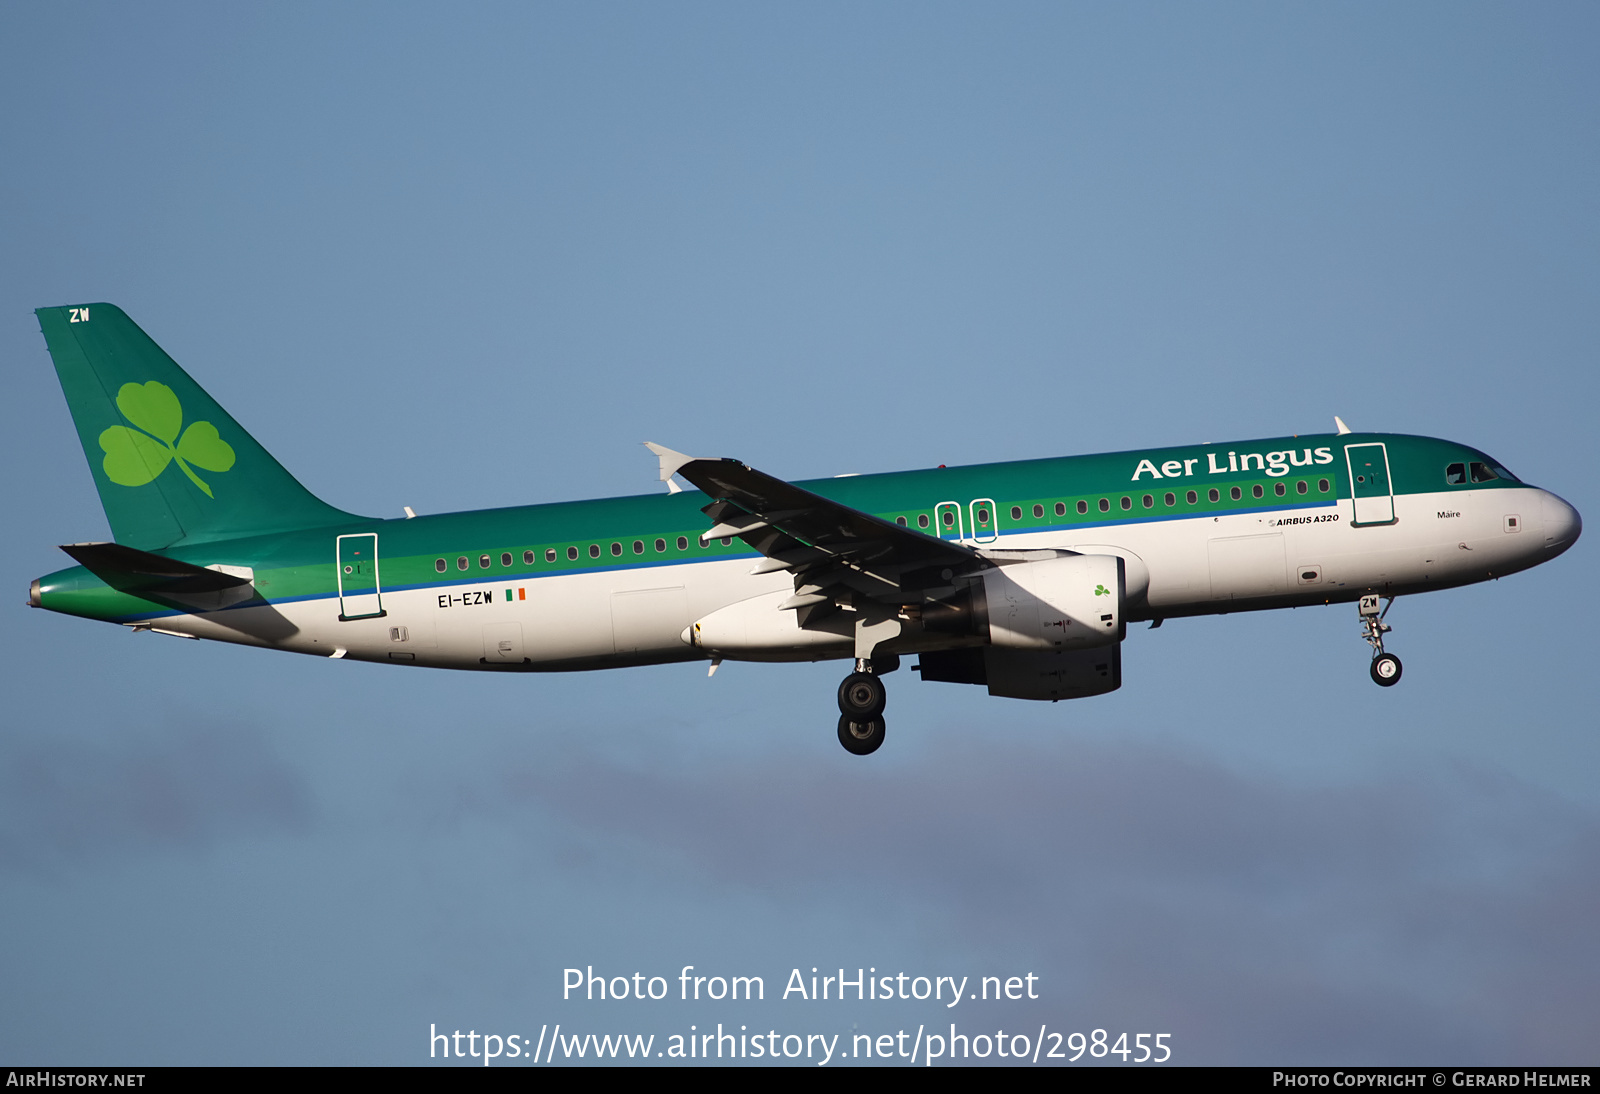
[459,733,1600,1064]
[0,724,313,877]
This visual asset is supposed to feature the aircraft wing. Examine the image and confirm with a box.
[646,443,980,612]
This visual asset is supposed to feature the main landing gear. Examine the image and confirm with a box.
[837,658,889,755]
[1360,594,1403,687]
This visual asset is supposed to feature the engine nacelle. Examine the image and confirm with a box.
[915,643,1122,701]
[979,554,1125,650]
[986,644,1121,700]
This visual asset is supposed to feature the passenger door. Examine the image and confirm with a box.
[1344,443,1396,526]
[336,533,385,620]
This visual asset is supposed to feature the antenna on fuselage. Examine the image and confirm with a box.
[1334,416,1352,435]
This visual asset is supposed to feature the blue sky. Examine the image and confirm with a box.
[2,1,1596,1065]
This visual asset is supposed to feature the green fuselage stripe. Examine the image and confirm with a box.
[35,430,1526,623]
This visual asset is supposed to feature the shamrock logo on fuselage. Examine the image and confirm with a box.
[1093,584,1110,596]
[97,381,236,498]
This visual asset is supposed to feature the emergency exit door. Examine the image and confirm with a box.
[934,501,964,542]
[969,498,998,544]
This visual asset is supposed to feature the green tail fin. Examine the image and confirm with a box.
[37,303,360,549]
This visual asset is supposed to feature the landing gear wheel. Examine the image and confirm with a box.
[1370,653,1402,687]
[1359,596,1402,688]
[838,715,886,756]
[838,672,887,718]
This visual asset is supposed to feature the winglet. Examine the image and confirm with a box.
[644,442,695,493]
[1334,416,1352,435]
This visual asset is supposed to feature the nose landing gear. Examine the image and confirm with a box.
[1370,653,1402,686]
[1360,594,1402,687]
[837,658,889,755]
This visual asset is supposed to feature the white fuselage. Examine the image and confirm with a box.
[134,485,1567,672]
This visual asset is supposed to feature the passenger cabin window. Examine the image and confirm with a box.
[501,552,513,567]
[1120,497,1131,511]
[546,549,557,562]
[588,544,600,559]
[435,558,447,573]
[895,516,907,527]
[457,556,468,571]
[942,511,955,527]
[1208,489,1220,503]
[1318,478,1330,492]
[1010,506,1022,521]
[918,514,930,529]
[1252,485,1264,499]
[1077,501,1088,515]
[633,541,644,554]
[1296,481,1307,495]
[523,550,535,565]
[1098,498,1110,513]
[1230,487,1242,501]
[677,536,688,550]
[1142,494,1153,508]
[479,555,490,568]
[1186,490,1197,504]
[1032,504,1044,518]
[1274,483,1285,497]
[1055,502,1066,516]
[567,547,578,561]
[1164,492,1176,506]
[655,539,666,552]
[610,543,622,556]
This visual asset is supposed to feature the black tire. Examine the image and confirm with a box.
[1370,653,1402,687]
[838,672,887,718]
[838,715,886,756]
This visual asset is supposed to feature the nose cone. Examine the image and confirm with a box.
[1541,490,1582,557]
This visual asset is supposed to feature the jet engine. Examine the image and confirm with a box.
[914,553,1126,701]
[979,553,1124,650]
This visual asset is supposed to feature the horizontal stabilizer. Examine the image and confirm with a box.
[59,542,252,595]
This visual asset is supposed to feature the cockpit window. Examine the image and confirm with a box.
[1452,458,1519,485]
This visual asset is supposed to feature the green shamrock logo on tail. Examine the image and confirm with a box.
[1093,584,1110,596]
[98,382,235,497]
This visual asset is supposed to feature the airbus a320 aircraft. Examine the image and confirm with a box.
[30,305,1582,754]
